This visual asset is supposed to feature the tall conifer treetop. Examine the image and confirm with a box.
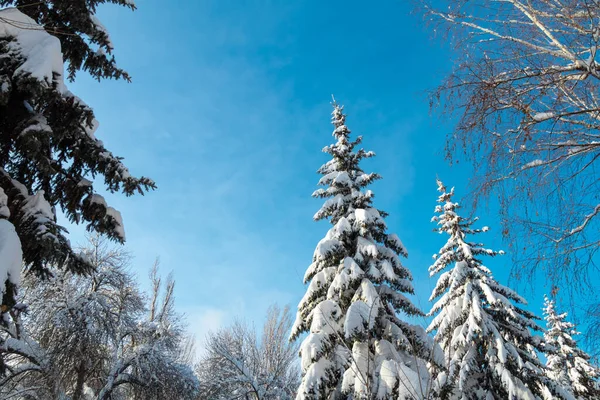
[427,179,572,400]
[543,296,600,400]
[291,101,432,399]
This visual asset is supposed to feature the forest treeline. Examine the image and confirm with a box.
[0,0,599,399]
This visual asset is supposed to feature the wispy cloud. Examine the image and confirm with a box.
[64,0,464,350]
[183,306,227,358]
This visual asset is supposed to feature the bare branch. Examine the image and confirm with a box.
[423,0,600,294]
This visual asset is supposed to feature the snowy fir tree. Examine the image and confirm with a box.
[291,100,437,400]
[0,3,153,382]
[427,179,572,400]
[0,7,153,293]
[543,296,600,400]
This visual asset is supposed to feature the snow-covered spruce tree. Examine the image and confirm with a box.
[291,101,434,399]
[0,4,153,383]
[543,296,600,400]
[0,6,153,299]
[427,180,572,400]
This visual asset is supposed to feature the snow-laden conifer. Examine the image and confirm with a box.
[543,296,600,400]
[291,101,433,399]
[0,8,154,279]
[0,6,153,383]
[427,179,572,400]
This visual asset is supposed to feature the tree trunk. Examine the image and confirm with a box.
[72,358,87,400]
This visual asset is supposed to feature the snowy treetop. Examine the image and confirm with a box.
[543,295,600,398]
[426,179,564,400]
[293,102,432,399]
[430,178,504,277]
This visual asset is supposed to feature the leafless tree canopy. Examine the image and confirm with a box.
[196,304,300,400]
[586,302,600,361]
[0,236,198,399]
[425,0,600,294]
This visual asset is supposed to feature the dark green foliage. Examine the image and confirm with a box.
[1,0,135,81]
[0,4,154,280]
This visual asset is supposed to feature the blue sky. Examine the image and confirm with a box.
[62,0,590,354]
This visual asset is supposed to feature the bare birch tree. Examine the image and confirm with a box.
[196,304,300,400]
[423,0,600,295]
